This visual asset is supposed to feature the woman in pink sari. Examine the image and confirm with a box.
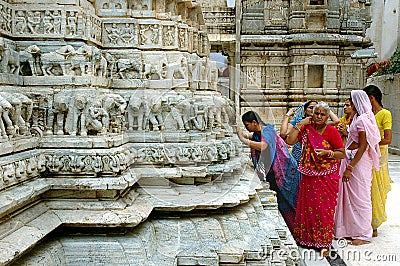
[334,90,381,245]
[286,102,345,252]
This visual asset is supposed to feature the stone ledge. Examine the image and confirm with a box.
[0,197,153,265]
[12,197,299,265]
[138,166,261,212]
[0,167,269,265]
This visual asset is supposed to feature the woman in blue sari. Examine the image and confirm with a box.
[238,111,301,233]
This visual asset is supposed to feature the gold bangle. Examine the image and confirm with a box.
[294,125,301,131]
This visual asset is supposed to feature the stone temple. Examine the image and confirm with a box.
[0,0,371,265]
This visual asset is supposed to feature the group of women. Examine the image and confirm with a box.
[238,85,392,255]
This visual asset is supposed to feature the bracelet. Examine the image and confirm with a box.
[285,114,291,117]
[294,124,301,131]
[328,150,334,158]
[346,166,353,172]
[347,164,354,169]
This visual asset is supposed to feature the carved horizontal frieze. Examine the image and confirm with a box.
[0,89,232,147]
[0,137,243,191]
[41,138,241,174]
[0,151,45,191]
[1,40,216,89]
[0,2,207,55]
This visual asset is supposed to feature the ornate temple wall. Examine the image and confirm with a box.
[200,0,373,124]
[0,1,299,265]
[238,0,372,123]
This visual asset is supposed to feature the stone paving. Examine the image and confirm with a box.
[302,154,400,266]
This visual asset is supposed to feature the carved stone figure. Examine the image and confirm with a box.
[15,11,27,34]
[40,45,75,76]
[103,51,117,77]
[43,10,53,34]
[26,11,41,34]
[0,42,19,74]
[93,49,107,77]
[121,23,135,44]
[143,53,167,80]
[147,96,164,131]
[19,45,41,76]
[175,97,192,130]
[85,100,109,135]
[26,156,38,177]
[166,96,185,130]
[165,55,187,80]
[101,94,127,133]
[67,11,78,36]
[163,25,175,46]
[0,94,15,137]
[116,57,141,79]
[53,93,89,136]
[15,160,27,181]
[0,92,32,136]
[150,24,160,44]
[52,10,62,34]
[69,95,88,136]
[127,92,149,131]
[0,5,6,31]
[106,23,121,44]
[190,99,206,131]
[70,44,94,75]
[2,163,15,185]
[53,94,70,135]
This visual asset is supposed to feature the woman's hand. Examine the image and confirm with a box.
[299,117,312,126]
[342,169,351,182]
[337,123,348,137]
[286,108,295,117]
[314,148,326,157]
[237,127,250,143]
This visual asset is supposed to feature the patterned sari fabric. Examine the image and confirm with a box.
[293,124,343,248]
[251,124,301,233]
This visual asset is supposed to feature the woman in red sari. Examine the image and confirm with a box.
[286,102,345,253]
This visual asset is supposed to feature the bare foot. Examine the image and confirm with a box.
[372,229,378,237]
[351,239,370,246]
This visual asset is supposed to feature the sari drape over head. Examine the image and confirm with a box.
[335,90,381,241]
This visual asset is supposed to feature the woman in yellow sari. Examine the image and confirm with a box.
[363,85,392,237]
